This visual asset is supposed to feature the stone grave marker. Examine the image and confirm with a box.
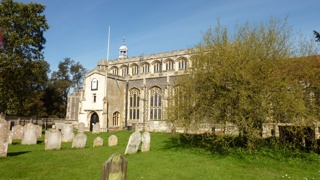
[124,131,141,155]
[108,135,118,147]
[61,124,74,142]
[12,125,24,140]
[21,123,37,145]
[101,153,127,180]
[78,122,85,133]
[54,122,64,130]
[72,133,87,148]
[45,129,61,150]
[7,131,13,145]
[93,136,103,147]
[92,123,100,134]
[36,125,42,138]
[141,131,151,152]
[0,119,9,157]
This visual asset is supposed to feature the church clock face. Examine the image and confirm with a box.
[91,78,98,90]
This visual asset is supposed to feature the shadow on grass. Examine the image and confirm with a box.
[7,151,30,157]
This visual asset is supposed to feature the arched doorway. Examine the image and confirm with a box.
[90,112,99,131]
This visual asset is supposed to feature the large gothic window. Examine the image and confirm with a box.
[178,58,187,70]
[142,63,150,73]
[166,60,174,71]
[150,87,162,120]
[131,64,139,75]
[153,62,161,73]
[129,88,140,120]
[112,67,119,75]
[122,66,128,76]
[113,111,120,126]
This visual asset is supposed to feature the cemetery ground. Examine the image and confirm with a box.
[0,131,320,179]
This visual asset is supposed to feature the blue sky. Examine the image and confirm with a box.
[17,0,320,73]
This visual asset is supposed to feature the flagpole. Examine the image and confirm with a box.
[107,26,110,61]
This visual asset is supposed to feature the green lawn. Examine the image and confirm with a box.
[0,131,319,179]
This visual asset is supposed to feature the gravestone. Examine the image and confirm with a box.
[93,136,103,147]
[21,123,37,145]
[78,122,85,133]
[0,119,9,157]
[61,124,74,142]
[101,153,127,180]
[141,131,151,152]
[36,125,42,138]
[92,123,100,134]
[45,129,61,150]
[108,135,118,146]
[12,125,24,140]
[54,122,64,130]
[124,131,141,155]
[7,131,13,145]
[72,133,87,148]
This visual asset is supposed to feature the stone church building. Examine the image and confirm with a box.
[66,42,191,132]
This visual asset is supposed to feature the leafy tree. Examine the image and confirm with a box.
[167,18,319,148]
[46,58,86,118]
[0,0,49,116]
[314,30,320,42]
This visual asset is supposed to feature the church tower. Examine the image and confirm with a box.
[118,39,128,59]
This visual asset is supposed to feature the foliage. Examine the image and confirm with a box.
[0,0,49,116]
[314,30,320,42]
[167,18,320,149]
[45,58,86,118]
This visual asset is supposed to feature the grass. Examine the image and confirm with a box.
[0,130,320,179]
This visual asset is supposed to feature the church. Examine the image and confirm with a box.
[66,42,192,132]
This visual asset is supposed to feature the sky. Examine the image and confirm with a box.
[17,0,320,73]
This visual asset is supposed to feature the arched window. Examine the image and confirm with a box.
[178,58,187,70]
[112,67,119,75]
[150,87,162,120]
[91,78,98,90]
[142,63,150,73]
[129,88,140,120]
[166,60,174,71]
[113,111,120,126]
[122,66,128,76]
[131,64,139,75]
[154,62,161,72]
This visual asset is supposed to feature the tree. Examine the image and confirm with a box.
[167,18,319,148]
[314,30,320,42]
[46,58,86,118]
[0,0,49,115]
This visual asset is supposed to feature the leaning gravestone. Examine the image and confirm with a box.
[12,125,24,140]
[101,153,127,180]
[93,136,103,147]
[61,124,74,142]
[0,119,9,157]
[141,131,151,152]
[45,129,61,150]
[78,122,85,133]
[124,131,141,155]
[36,125,42,138]
[92,123,100,134]
[108,135,118,147]
[72,133,87,148]
[21,123,37,145]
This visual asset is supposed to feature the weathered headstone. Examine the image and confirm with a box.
[36,125,42,138]
[108,135,118,147]
[72,133,87,148]
[141,131,151,152]
[12,125,24,140]
[93,136,103,147]
[78,122,85,133]
[61,124,74,142]
[21,123,37,145]
[101,153,127,180]
[0,119,9,157]
[45,129,61,150]
[124,131,141,155]
[54,122,64,130]
[7,131,13,145]
[92,123,100,134]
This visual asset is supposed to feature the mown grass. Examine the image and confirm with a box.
[0,130,319,179]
